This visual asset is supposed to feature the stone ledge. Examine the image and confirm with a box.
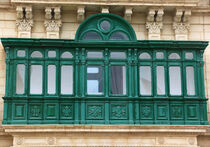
[2,125,209,134]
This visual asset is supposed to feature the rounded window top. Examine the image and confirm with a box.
[75,13,137,41]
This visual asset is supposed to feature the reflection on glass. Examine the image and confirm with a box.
[156,52,164,59]
[17,50,25,57]
[168,53,180,59]
[48,51,56,58]
[140,66,151,95]
[61,65,73,94]
[48,65,56,94]
[156,66,165,95]
[87,52,103,58]
[87,66,103,94]
[16,64,25,94]
[100,20,110,31]
[185,52,193,59]
[61,52,73,58]
[31,51,43,58]
[110,66,126,95]
[110,52,126,59]
[110,32,129,40]
[30,65,42,94]
[83,31,102,40]
[186,66,195,95]
[169,66,181,95]
[139,52,151,59]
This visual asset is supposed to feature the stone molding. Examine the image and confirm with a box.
[101,7,109,13]
[2,125,207,147]
[16,5,33,38]
[3,125,208,134]
[44,6,62,38]
[10,0,200,7]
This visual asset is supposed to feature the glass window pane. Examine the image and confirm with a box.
[110,52,126,59]
[87,52,103,58]
[48,65,56,94]
[185,52,193,59]
[186,66,195,95]
[110,32,129,40]
[61,52,73,58]
[87,66,103,94]
[110,66,126,95]
[100,20,110,31]
[16,64,25,94]
[156,66,165,95]
[169,66,181,95]
[31,51,43,58]
[168,53,180,59]
[140,66,151,95]
[30,65,42,94]
[156,52,164,59]
[83,31,102,40]
[61,65,73,94]
[17,50,25,57]
[48,51,56,58]
[139,52,151,59]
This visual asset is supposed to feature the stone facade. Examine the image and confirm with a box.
[0,0,210,146]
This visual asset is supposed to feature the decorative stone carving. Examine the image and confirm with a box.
[16,5,33,38]
[47,137,55,145]
[124,7,132,22]
[146,7,164,40]
[173,8,191,40]
[44,6,62,38]
[157,137,164,145]
[16,137,23,145]
[188,137,195,145]
[77,6,85,22]
[101,7,109,13]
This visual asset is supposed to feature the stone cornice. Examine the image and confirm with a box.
[2,125,209,135]
[11,0,200,7]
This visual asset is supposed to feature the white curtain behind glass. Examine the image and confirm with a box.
[169,66,181,95]
[156,66,165,95]
[30,65,43,94]
[186,66,195,95]
[16,64,25,94]
[61,65,73,94]
[48,65,56,94]
[140,66,151,95]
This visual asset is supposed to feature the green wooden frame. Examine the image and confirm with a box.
[1,13,209,125]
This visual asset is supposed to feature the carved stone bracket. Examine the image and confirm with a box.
[16,5,33,38]
[146,7,164,40]
[173,8,191,40]
[77,6,85,23]
[101,7,109,13]
[44,6,62,38]
[124,7,132,22]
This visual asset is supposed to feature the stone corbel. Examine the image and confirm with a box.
[146,7,164,40]
[101,7,109,13]
[16,5,33,38]
[173,8,191,40]
[124,7,133,22]
[77,6,85,23]
[44,6,62,38]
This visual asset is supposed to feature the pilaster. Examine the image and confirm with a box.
[173,8,191,40]
[146,7,164,40]
[16,5,33,38]
[44,6,62,39]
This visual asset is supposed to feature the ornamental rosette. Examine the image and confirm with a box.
[173,22,190,34]
[44,20,62,32]
[16,19,33,31]
[146,22,163,34]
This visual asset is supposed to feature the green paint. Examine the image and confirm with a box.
[1,13,209,125]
